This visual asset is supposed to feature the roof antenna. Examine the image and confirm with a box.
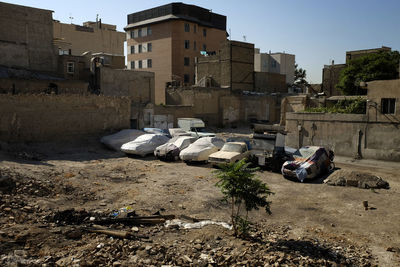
[243,35,246,42]
[69,13,74,24]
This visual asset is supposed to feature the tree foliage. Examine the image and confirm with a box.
[214,159,273,236]
[294,63,309,87]
[337,51,400,95]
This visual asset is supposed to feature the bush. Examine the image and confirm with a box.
[304,97,366,114]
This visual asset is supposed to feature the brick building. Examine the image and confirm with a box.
[125,3,227,104]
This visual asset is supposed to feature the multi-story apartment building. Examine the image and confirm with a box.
[125,3,227,104]
[254,49,295,85]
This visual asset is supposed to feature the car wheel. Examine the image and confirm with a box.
[174,155,179,161]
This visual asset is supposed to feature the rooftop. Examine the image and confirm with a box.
[125,2,226,31]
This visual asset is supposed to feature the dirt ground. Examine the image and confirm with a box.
[0,137,399,266]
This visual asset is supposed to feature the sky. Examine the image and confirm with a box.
[3,0,400,83]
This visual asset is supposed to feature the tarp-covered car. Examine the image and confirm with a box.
[281,146,334,182]
[100,129,145,151]
[180,137,225,163]
[154,136,197,160]
[121,134,170,157]
[208,142,250,165]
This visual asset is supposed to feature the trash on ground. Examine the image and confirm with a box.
[165,219,232,230]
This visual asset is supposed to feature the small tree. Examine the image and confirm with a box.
[294,63,309,87]
[214,159,273,236]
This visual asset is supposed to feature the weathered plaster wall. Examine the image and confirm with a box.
[100,68,155,103]
[0,2,56,72]
[285,112,400,161]
[0,95,130,142]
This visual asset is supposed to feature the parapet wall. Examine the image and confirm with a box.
[0,95,130,142]
[285,112,400,161]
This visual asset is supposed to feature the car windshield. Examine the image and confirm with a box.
[221,143,244,153]
[252,139,275,151]
[190,127,209,133]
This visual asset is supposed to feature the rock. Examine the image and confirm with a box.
[194,244,202,250]
[131,227,139,232]
[182,255,192,263]
[112,261,122,266]
[97,243,105,249]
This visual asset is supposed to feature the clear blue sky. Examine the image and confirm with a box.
[4,0,400,83]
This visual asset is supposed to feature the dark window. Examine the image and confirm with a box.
[130,31,134,39]
[271,60,277,68]
[184,40,190,49]
[139,44,142,53]
[130,61,135,69]
[193,41,196,51]
[138,60,142,69]
[184,23,190,32]
[147,59,152,68]
[203,28,207,37]
[67,62,74,73]
[184,57,190,66]
[147,27,152,35]
[138,29,142,37]
[202,44,207,51]
[147,43,152,52]
[184,74,190,83]
[194,25,197,33]
[381,98,396,114]
[130,46,135,54]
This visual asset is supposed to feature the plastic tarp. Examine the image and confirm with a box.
[100,129,145,151]
[154,136,197,158]
[180,137,225,161]
[165,219,232,230]
[121,134,170,156]
[282,146,330,182]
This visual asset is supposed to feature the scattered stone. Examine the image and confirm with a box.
[325,170,389,189]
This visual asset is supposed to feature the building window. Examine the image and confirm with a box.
[138,29,142,37]
[203,28,207,37]
[184,23,190,32]
[138,44,142,53]
[130,30,134,39]
[147,43,152,52]
[381,98,396,114]
[130,61,135,69]
[194,25,197,33]
[147,59,152,68]
[147,27,152,35]
[193,41,196,51]
[271,60,277,68]
[184,74,190,83]
[202,44,207,51]
[184,57,190,66]
[130,45,135,54]
[67,62,75,74]
[138,60,142,69]
[184,40,190,49]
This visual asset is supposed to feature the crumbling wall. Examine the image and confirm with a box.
[0,95,130,142]
[285,112,400,161]
[254,72,287,93]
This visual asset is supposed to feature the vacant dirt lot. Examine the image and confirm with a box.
[0,139,399,266]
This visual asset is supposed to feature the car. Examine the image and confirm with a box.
[179,137,225,163]
[154,136,197,160]
[121,134,170,157]
[100,129,145,151]
[281,146,334,182]
[208,142,250,165]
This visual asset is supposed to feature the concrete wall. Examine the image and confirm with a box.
[254,51,295,84]
[285,112,400,161]
[280,95,308,125]
[0,2,56,72]
[254,72,287,93]
[0,79,89,95]
[322,64,346,96]
[99,68,155,103]
[366,79,400,122]
[0,95,130,142]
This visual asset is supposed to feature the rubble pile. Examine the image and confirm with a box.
[325,170,390,189]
